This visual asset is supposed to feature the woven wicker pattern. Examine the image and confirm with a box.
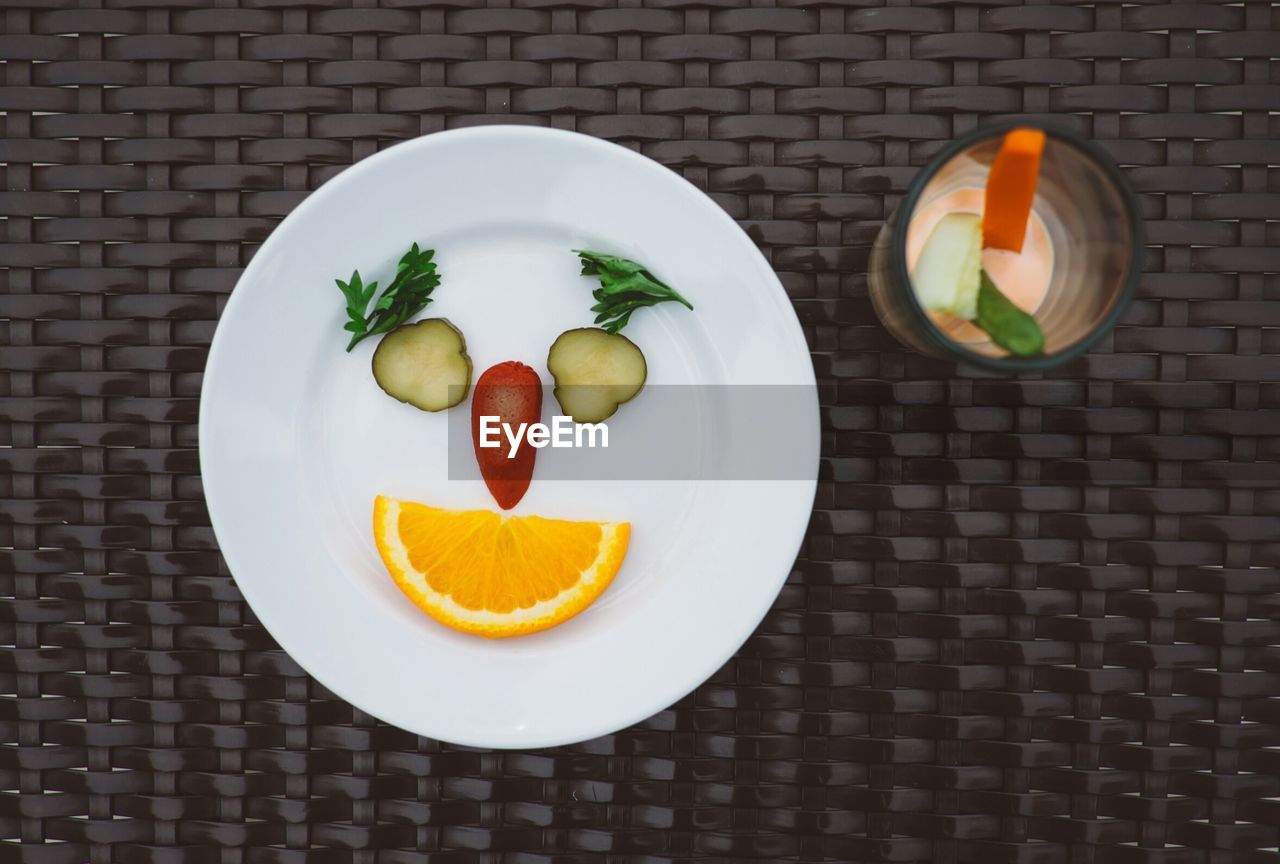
[3,1,1279,861]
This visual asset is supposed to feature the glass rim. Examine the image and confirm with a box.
[890,120,1144,373]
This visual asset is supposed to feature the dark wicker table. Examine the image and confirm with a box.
[3,2,1279,862]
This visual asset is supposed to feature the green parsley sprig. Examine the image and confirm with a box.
[576,250,693,333]
[336,243,441,351]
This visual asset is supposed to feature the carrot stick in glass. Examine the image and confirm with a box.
[982,128,1046,253]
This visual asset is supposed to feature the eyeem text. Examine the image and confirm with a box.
[478,415,609,458]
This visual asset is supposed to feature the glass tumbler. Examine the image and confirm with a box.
[868,122,1143,372]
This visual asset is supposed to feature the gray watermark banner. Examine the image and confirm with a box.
[448,385,818,481]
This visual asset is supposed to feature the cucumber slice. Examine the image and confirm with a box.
[371,318,472,412]
[547,327,647,423]
[911,211,983,321]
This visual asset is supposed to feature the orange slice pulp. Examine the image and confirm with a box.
[372,495,630,638]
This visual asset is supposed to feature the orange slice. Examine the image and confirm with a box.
[372,495,630,638]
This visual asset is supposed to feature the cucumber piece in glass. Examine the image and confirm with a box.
[911,211,983,321]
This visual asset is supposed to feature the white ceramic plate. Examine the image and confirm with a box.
[200,127,818,748]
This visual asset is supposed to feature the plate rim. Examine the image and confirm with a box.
[199,125,820,748]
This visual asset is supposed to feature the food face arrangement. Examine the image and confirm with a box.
[910,128,1049,357]
[336,247,693,638]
